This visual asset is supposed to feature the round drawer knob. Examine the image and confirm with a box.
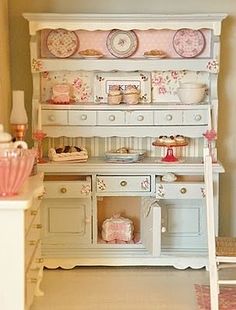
[161,227,167,233]
[180,187,187,194]
[195,114,202,121]
[120,180,127,187]
[166,114,173,121]
[109,115,115,121]
[49,115,56,121]
[81,114,87,120]
[31,210,38,216]
[137,115,144,121]
[35,258,44,263]
[60,187,67,194]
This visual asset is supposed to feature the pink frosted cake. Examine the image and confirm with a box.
[102,214,134,242]
[52,84,71,104]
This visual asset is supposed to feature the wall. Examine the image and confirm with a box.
[0,0,11,130]
[8,0,236,235]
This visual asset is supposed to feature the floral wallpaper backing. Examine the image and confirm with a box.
[41,70,209,103]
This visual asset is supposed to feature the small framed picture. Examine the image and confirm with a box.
[94,72,151,103]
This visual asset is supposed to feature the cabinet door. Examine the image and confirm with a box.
[141,197,161,256]
[161,199,207,250]
[41,198,91,246]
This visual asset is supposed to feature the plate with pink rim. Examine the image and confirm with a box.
[173,28,205,58]
[46,29,79,58]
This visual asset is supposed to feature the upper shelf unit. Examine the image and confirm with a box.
[24,13,227,74]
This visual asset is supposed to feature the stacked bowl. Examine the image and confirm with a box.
[177,82,206,104]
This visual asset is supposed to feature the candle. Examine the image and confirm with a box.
[10,90,28,124]
[38,104,42,130]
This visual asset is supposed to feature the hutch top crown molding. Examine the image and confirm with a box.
[23,13,227,35]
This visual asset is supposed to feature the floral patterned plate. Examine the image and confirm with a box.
[106,30,138,58]
[173,28,205,58]
[46,29,79,58]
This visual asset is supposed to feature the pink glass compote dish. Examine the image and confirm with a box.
[0,148,36,197]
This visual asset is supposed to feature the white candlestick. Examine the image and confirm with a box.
[10,90,28,124]
[38,104,42,130]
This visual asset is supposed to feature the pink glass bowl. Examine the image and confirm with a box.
[0,148,36,197]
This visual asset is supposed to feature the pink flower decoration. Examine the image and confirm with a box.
[73,78,82,89]
[33,130,47,141]
[203,129,217,141]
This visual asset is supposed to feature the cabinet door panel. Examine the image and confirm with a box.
[161,200,207,249]
[42,198,91,245]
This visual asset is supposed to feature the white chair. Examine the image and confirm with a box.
[204,154,236,310]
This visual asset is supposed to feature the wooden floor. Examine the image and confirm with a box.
[31,266,209,310]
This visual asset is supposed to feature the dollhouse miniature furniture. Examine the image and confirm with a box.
[23,13,226,269]
[0,173,44,310]
[204,154,236,310]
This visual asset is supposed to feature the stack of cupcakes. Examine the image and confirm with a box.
[123,85,140,104]
[108,85,122,105]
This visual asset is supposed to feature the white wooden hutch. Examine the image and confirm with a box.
[23,13,226,269]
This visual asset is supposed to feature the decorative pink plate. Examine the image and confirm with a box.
[106,30,138,58]
[46,29,79,58]
[173,28,205,58]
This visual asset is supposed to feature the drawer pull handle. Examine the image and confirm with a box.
[180,187,187,194]
[137,115,144,121]
[120,180,127,187]
[29,240,37,246]
[81,114,87,120]
[30,278,37,284]
[38,194,44,200]
[31,210,38,216]
[109,115,115,121]
[60,187,67,194]
[166,114,173,121]
[33,224,42,229]
[194,114,202,121]
[35,258,44,264]
[49,115,56,121]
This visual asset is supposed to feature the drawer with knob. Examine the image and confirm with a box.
[126,111,153,125]
[25,193,44,234]
[183,110,208,125]
[42,110,68,125]
[156,182,205,199]
[26,242,43,309]
[96,175,151,193]
[97,111,125,125]
[68,110,96,125]
[154,110,183,125]
[44,177,91,198]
